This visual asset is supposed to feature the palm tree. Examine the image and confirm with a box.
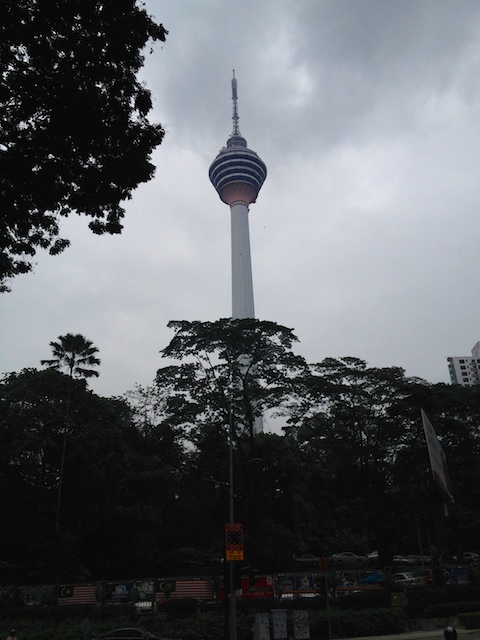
[41,333,100,530]
[41,333,100,379]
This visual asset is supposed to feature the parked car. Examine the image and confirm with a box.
[93,629,173,640]
[462,551,480,563]
[361,571,385,584]
[329,552,367,565]
[367,550,379,564]
[414,568,433,584]
[293,554,320,563]
[405,554,432,565]
[391,572,423,587]
[393,555,414,565]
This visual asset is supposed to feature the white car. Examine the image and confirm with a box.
[394,555,416,565]
[293,554,320,563]
[329,552,367,565]
[391,572,423,587]
[367,550,379,563]
[405,554,432,565]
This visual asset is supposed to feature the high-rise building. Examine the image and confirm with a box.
[209,71,267,319]
[447,342,480,386]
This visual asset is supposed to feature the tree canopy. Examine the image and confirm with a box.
[41,333,100,379]
[0,0,167,290]
[156,318,309,445]
[0,368,134,581]
[2,330,480,582]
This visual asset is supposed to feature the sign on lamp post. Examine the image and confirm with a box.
[225,523,244,562]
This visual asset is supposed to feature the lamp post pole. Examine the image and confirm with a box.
[228,407,237,640]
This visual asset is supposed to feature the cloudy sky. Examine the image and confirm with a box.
[2,1,480,419]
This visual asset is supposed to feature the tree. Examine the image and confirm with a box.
[41,333,100,530]
[0,0,167,290]
[41,333,100,379]
[284,357,480,562]
[157,319,309,446]
[288,357,434,562]
[0,368,134,582]
[154,318,309,566]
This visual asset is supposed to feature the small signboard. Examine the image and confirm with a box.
[225,523,244,561]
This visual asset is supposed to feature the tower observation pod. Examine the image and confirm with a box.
[209,71,267,319]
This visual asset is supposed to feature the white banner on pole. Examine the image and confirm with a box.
[421,409,454,502]
[293,610,310,640]
[271,609,288,639]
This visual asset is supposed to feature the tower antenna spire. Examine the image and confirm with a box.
[231,69,240,136]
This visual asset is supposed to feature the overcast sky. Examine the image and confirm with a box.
[2,1,480,423]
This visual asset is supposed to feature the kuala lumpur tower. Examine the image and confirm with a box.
[209,71,267,319]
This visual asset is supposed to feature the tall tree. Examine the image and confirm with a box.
[157,318,309,449]
[41,333,100,530]
[288,357,433,562]
[155,318,309,566]
[0,0,167,290]
[41,333,100,379]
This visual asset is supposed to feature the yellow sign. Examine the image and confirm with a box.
[225,523,244,562]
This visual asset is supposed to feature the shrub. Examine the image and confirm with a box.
[308,608,406,639]
[446,585,480,601]
[337,591,390,610]
[162,598,199,618]
[424,601,480,618]
[404,587,446,614]
[458,611,480,629]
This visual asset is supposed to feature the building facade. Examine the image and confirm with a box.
[447,342,480,386]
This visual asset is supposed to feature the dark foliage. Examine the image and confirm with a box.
[0,0,167,290]
[2,327,480,584]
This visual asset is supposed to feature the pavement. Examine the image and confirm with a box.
[342,629,480,640]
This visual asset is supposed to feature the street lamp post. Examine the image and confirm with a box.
[228,407,237,640]
[224,407,261,640]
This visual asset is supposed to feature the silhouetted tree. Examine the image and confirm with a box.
[41,333,100,379]
[0,368,133,582]
[41,333,100,529]
[0,0,167,290]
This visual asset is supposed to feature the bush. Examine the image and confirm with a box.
[424,601,480,618]
[152,611,226,640]
[458,611,480,629]
[162,598,200,618]
[337,591,390,610]
[308,608,406,639]
[446,585,480,601]
[0,607,408,640]
[403,587,446,614]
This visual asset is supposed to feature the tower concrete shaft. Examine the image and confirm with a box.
[231,201,254,318]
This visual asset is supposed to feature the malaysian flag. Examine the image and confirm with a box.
[58,584,98,605]
[157,578,213,600]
